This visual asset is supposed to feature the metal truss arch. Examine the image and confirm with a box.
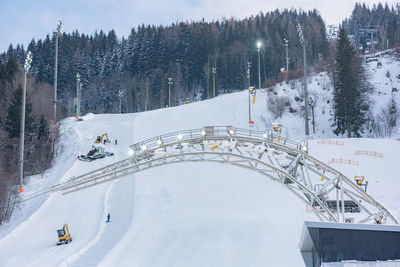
[22,126,398,225]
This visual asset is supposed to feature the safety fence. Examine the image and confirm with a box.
[317,140,344,146]
[328,158,359,166]
[355,150,383,158]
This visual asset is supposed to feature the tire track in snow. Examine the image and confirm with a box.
[63,117,137,267]
[64,169,136,267]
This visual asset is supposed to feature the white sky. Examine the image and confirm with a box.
[0,0,398,52]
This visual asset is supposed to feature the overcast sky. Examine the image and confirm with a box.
[0,0,398,52]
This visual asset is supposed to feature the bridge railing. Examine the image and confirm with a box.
[129,126,302,156]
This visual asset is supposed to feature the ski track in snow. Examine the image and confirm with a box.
[62,175,136,267]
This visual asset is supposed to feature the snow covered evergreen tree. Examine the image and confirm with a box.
[332,27,371,137]
[3,86,36,138]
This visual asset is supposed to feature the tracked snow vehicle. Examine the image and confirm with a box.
[78,145,114,162]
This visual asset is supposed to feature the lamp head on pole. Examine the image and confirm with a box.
[24,51,33,72]
[284,38,289,46]
[56,20,62,34]
[256,41,262,50]
[297,23,305,45]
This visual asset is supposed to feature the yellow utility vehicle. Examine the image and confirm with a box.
[95,133,110,144]
[354,176,365,185]
[272,122,281,133]
[354,176,368,192]
[57,224,72,245]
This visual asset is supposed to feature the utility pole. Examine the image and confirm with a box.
[118,90,123,113]
[167,77,173,107]
[18,51,32,193]
[284,38,289,80]
[297,23,309,136]
[76,73,81,117]
[247,61,252,122]
[53,20,62,123]
[212,67,216,98]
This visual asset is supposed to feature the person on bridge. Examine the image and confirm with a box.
[107,212,110,223]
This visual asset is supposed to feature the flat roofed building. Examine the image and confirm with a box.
[300,221,400,266]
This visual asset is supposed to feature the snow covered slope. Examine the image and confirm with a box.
[0,54,400,267]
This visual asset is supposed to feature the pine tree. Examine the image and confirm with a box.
[389,96,397,128]
[3,86,36,138]
[5,55,18,79]
[37,114,47,140]
[0,57,8,81]
[332,27,370,137]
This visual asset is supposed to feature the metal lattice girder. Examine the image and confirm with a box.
[21,126,398,225]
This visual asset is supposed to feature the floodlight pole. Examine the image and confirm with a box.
[370,31,375,54]
[247,61,251,88]
[257,41,262,90]
[76,73,81,117]
[118,90,123,113]
[168,77,173,107]
[297,23,309,136]
[284,38,289,80]
[18,51,32,192]
[247,61,251,122]
[302,42,309,136]
[212,67,216,98]
[53,20,62,123]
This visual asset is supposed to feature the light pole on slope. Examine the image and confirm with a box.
[76,73,81,117]
[53,20,62,123]
[212,67,216,98]
[297,23,309,136]
[247,61,252,123]
[256,41,262,90]
[168,77,173,107]
[118,90,124,113]
[284,38,289,80]
[18,51,32,193]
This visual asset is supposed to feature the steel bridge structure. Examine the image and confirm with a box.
[22,126,398,225]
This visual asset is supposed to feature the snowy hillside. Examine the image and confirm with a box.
[265,50,400,139]
[0,53,400,267]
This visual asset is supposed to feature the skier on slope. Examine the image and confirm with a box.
[107,213,110,223]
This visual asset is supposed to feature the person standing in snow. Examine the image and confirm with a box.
[107,213,110,223]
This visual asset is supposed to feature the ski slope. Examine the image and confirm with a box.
[1,60,400,266]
